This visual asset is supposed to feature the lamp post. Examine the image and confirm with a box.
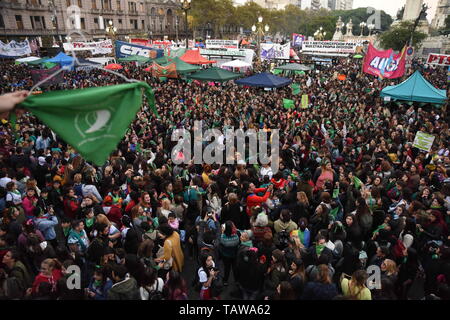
[181,0,192,49]
[49,0,62,48]
[252,16,269,66]
[314,26,326,40]
[368,23,375,36]
[175,16,179,44]
[359,22,366,36]
[106,20,117,58]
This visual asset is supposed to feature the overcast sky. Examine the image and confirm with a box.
[352,0,438,21]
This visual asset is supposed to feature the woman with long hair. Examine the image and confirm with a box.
[219,220,240,286]
[162,270,188,300]
[288,258,306,299]
[381,258,398,284]
[197,252,220,300]
[354,197,373,240]
[302,264,338,300]
[274,281,296,300]
[340,269,372,300]
[264,249,288,294]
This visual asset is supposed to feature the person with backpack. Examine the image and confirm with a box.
[140,267,164,300]
[196,252,221,300]
[274,210,298,250]
[197,213,220,265]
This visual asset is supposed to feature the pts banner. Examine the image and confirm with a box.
[115,41,164,59]
[363,43,406,79]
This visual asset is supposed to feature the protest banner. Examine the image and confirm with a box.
[301,41,360,54]
[0,40,32,57]
[206,40,239,49]
[115,41,164,59]
[292,34,305,47]
[63,39,112,55]
[426,53,450,66]
[260,43,290,60]
[363,43,406,79]
[413,132,435,152]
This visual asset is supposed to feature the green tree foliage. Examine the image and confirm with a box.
[378,21,427,51]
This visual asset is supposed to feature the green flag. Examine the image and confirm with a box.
[273,69,283,75]
[291,83,301,95]
[283,98,295,109]
[353,176,363,189]
[301,94,309,109]
[19,82,157,166]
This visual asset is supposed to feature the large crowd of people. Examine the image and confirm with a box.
[0,52,448,301]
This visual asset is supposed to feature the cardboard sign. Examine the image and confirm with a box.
[413,132,435,152]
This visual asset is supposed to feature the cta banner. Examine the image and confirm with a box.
[115,40,164,59]
[260,43,290,60]
[206,39,239,49]
[363,43,406,79]
[292,34,304,47]
[63,39,112,55]
[0,40,32,57]
[426,53,450,66]
[301,41,360,54]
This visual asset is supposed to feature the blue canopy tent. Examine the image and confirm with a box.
[235,72,292,88]
[45,52,74,69]
[380,71,447,105]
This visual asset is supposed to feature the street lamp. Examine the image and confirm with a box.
[359,22,367,36]
[314,27,326,40]
[181,0,192,49]
[106,20,117,58]
[368,23,375,36]
[252,15,269,66]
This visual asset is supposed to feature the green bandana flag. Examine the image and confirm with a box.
[19,82,157,166]
[283,98,295,109]
[301,94,309,109]
[273,69,283,75]
[291,83,301,95]
[353,176,363,189]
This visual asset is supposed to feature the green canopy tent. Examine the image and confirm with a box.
[118,55,151,63]
[380,70,447,105]
[26,57,49,66]
[151,56,173,65]
[276,63,313,71]
[187,67,241,82]
[161,57,200,75]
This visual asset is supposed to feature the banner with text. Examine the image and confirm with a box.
[413,131,435,152]
[362,43,406,79]
[260,43,290,60]
[63,39,112,55]
[426,53,450,66]
[0,40,32,57]
[206,39,239,49]
[115,41,164,59]
[301,41,360,54]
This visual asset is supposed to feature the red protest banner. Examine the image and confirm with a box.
[363,43,406,79]
[426,53,450,66]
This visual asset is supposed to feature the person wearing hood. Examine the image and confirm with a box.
[107,264,140,300]
[274,210,298,236]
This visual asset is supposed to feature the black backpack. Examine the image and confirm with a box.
[276,229,290,250]
[144,280,164,300]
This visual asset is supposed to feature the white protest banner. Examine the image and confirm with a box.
[413,132,435,152]
[426,53,450,66]
[260,43,290,60]
[200,49,246,57]
[0,40,32,57]
[63,39,112,54]
[206,39,239,49]
[302,41,360,54]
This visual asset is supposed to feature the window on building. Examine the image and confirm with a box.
[78,0,82,7]
[116,0,121,10]
[130,19,138,29]
[92,0,97,9]
[94,17,99,28]
[140,2,144,11]
[66,0,71,6]
[30,16,45,29]
[118,19,122,24]
[80,17,85,29]
[141,19,145,29]
[15,15,24,30]
[103,0,111,10]
[128,2,136,12]
[0,15,4,29]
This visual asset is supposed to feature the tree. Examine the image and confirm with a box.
[378,21,427,51]
[445,15,450,30]
[331,7,393,35]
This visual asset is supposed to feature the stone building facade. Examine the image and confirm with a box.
[0,0,184,42]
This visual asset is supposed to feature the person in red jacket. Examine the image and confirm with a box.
[245,183,273,217]
[30,258,63,295]
[63,188,80,220]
